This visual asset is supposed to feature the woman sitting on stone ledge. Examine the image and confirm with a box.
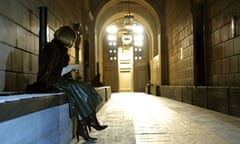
[26,26,107,142]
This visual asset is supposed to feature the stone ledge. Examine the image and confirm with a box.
[0,86,112,144]
[147,84,240,117]
[229,87,240,117]
[95,86,112,111]
[0,93,67,122]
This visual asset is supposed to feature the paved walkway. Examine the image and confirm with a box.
[70,92,240,144]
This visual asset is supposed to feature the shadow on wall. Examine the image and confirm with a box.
[0,43,32,92]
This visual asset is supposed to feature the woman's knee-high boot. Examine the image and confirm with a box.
[88,112,108,131]
[76,119,97,142]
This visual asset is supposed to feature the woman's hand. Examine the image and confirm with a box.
[71,64,80,71]
[61,64,80,76]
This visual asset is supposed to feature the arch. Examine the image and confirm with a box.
[93,0,162,85]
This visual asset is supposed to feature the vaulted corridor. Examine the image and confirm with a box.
[1,0,240,143]
[70,93,240,144]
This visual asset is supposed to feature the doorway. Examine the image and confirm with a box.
[118,46,133,92]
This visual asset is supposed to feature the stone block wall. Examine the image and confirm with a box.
[151,85,240,117]
[165,0,194,86]
[0,93,71,144]
[182,87,193,104]
[192,87,207,108]
[229,87,240,117]
[0,87,112,144]
[0,0,84,91]
[207,87,229,114]
[207,0,240,86]
[164,0,240,87]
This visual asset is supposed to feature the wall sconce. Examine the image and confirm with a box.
[180,48,183,60]
[231,17,236,38]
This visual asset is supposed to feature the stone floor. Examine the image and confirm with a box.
[69,92,240,144]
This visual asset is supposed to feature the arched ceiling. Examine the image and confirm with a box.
[88,0,165,19]
[94,0,161,37]
[87,0,165,61]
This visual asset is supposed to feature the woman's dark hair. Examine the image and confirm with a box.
[54,26,76,47]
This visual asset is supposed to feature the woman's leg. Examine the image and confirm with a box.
[54,79,98,141]
[55,78,107,136]
[77,81,103,108]
[76,81,108,131]
[87,111,108,131]
[76,116,97,142]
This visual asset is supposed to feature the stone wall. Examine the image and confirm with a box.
[0,0,84,91]
[150,85,240,117]
[207,0,240,86]
[165,0,194,85]
[164,0,240,87]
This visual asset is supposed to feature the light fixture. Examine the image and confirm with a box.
[107,34,117,41]
[106,25,118,33]
[133,25,144,33]
[122,32,133,45]
[123,0,135,29]
[123,14,135,29]
[105,0,145,61]
[180,48,183,60]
